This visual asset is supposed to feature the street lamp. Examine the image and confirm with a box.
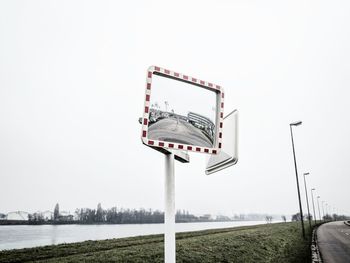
[311,188,317,224]
[303,172,312,230]
[289,121,305,239]
[317,196,322,221]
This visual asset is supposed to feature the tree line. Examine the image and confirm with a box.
[74,204,216,224]
[27,203,229,224]
[291,212,348,221]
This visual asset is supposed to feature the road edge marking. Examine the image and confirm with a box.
[312,226,323,263]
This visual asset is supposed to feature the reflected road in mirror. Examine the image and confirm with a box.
[148,115,212,147]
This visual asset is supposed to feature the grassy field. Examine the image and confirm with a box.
[0,222,312,263]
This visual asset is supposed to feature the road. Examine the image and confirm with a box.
[317,221,350,263]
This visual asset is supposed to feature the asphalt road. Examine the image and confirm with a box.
[317,221,350,263]
[148,117,213,147]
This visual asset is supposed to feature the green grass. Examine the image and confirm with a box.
[0,222,312,263]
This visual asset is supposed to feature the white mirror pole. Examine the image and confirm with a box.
[165,153,175,263]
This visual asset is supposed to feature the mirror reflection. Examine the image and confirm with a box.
[148,73,218,148]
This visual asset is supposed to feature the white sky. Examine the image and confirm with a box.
[0,0,349,217]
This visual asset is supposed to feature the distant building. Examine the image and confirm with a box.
[187,112,215,141]
[58,215,74,221]
[6,211,29,220]
[215,215,231,221]
[58,211,74,222]
[198,214,213,221]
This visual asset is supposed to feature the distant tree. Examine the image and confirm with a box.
[323,214,332,221]
[306,213,313,221]
[29,213,44,223]
[265,216,273,223]
[96,203,104,222]
[34,213,44,222]
[74,208,80,221]
[292,213,303,221]
[281,215,287,223]
[87,209,96,223]
[28,214,33,222]
[54,203,59,221]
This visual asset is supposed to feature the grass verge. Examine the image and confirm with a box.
[0,222,312,263]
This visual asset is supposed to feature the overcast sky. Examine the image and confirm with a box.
[0,0,349,217]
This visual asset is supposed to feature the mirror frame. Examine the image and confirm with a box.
[141,66,224,154]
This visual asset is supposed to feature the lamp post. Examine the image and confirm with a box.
[303,172,312,230]
[317,196,322,221]
[311,188,317,224]
[289,121,305,239]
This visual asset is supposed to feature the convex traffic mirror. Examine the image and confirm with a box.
[141,66,224,154]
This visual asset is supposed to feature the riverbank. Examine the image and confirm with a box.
[0,219,263,226]
[0,220,77,226]
[0,222,311,263]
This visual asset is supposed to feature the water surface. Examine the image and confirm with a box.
[0,221,270,250]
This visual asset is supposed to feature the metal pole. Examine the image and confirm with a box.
[290,125,305,239]
[317,197,321,222]
[165,153,175,263]
[303,173,312,230]
[311,189,317,225]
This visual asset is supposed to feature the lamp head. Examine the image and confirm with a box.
[311,188,315,191]
[304,172,310,176]
[290,121,302,126]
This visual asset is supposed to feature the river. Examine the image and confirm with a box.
[0,221,271,251]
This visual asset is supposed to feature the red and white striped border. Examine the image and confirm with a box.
[141,66,224,155]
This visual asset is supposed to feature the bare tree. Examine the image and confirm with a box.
[96,203,104,222]
[265,216,273,223]
[54,203,59,221]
